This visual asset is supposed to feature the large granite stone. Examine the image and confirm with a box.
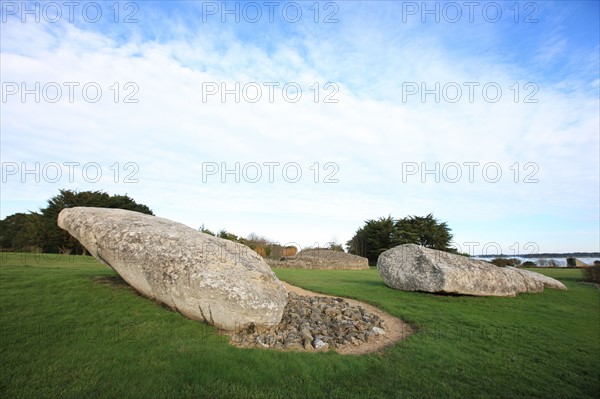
[377,244,567,296]
[58,207,288,330]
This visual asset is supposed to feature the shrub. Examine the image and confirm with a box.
[522,261,537,268]
[566,257,577,267]
[326,242,345,252]
[537,259,559,267]
[490,258,521,267]
[583,265,600,283]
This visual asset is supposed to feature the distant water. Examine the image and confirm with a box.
[472,256,599,267]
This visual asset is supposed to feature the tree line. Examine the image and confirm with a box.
[1,190,455,265]
[197,226,297,259]
[346,214,454,265]
[0,189,153,254]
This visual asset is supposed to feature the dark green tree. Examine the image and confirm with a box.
[0,212,41,251]
[490,258,522,267]
[346,216,400,265]
[346,226,367,257]
[35,189,153,254]
[394,214,453,251]
[347,214,454,265]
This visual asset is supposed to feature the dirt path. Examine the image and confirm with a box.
[276,282,413,355]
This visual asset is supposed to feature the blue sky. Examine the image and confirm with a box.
[1,0,599,254]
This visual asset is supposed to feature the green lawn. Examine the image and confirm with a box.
[1,253,598,399]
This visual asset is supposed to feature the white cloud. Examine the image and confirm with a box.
[1,4,598,253]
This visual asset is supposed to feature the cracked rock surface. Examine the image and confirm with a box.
[58,207,288,330]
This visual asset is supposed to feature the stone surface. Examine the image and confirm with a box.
[58,207,288,330]
[372,327,385,335]
[267,248,369,270]
[507,267,568,291]
[377,244,567,297]
[231,292,386,350]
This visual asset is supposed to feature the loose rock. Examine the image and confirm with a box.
[231,292,386,351]
[372,327,385,335]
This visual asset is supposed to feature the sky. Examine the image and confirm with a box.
[1,0,599,255]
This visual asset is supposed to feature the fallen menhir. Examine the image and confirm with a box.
[377,244,567,296]
[58,207,288,331]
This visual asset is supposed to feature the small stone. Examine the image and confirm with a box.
[286,336,302,344]
[300,328,313,342]
[303,340,314,351]
[324,307,339,317]
[372,327,385,335]
[285,342,304,350]
[313,338,329,350]
[300,322,311,330]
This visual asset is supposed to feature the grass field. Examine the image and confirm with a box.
[1,252,598,399]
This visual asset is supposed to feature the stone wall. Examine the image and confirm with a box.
[266,248,369,270]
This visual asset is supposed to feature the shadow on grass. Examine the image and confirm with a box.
[91,275,177,313]
[335,279,476,297]
[92,275,130,287]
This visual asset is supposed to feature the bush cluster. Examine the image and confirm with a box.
[583,264,600,284]
[490,258,521,267]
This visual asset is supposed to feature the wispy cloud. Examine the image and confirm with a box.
[1,1,598,253]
